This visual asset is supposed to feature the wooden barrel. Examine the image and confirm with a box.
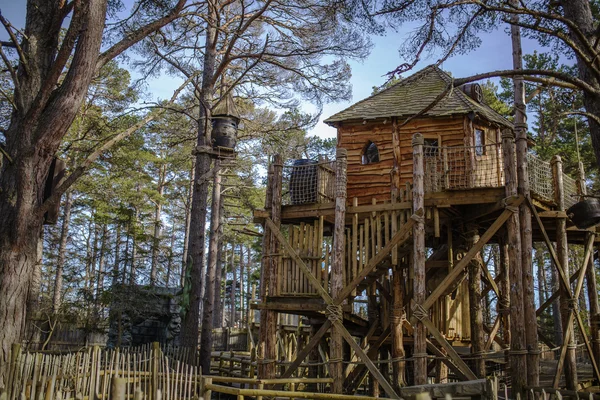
[567,198,600,229]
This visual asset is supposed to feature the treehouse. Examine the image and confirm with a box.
[253,65,600,396]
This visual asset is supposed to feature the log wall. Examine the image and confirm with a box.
[337,116,501,205]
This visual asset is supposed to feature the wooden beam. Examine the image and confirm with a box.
[265,218,333,305]
[420,196,523,313]
[334,214,417,304]
[420,316,477,381]
[484,316,502,351]
[426,340,469,381]
[278,320,332,381]
[334,320,399,399]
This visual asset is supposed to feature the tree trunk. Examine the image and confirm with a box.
[181,159,195,287]
[560,0,600,168]
[179,5,217,349]
[199,159,221,373]
[391,266,406,389]
[509,2,539,385]
[467,227,485,378]
[53,191,73,313]
[230,244,238,327]
[151,164,166,286]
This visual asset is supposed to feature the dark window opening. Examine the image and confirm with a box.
[362,141,380,164]
[475,129,485,156]
[424,138,439,155]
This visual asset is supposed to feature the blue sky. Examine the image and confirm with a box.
[0,2,543,139]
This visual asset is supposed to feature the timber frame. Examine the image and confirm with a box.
[252,67,600,398]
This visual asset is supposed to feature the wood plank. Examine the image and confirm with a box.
[420,196,523,312]
[420,316,477,381]
[334,214,418,304]
[334,320,399,399]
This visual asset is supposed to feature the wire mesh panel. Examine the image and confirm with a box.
[423,143,504,192]
[527,153,554,203]
[283,159,335,205]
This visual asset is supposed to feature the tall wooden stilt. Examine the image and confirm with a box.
[412,133,427,385]
[331,148,347,393]
[552,155,578,390]
[391,266,406,389]
[466,225,485,378]
[258,155,282,379]
[498,234,510,347]
[502,129,527,396]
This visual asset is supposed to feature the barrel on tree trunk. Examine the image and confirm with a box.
[567,198,600,229]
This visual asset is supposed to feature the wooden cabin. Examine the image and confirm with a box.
[253,65,599,397]
[325,66,511,205]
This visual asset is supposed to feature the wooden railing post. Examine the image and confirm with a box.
[502,128,527,396]
[111,376,127,400]
[412,133,427,385]
[330,148,347,394]
[152,342,160,400]
[6,343,21,400]
[552,155,578,390]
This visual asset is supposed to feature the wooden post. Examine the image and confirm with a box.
[258,155,283,379]
[111,377,127,400]
[501,129,527,396]
[498,234,511,347]
[552,155,578,390]
[391,266,406,389]
[152,342,160,400]
[412,133,427,385]
[330,148,347,394]
[510,0,539,385]
[466,225,485,378]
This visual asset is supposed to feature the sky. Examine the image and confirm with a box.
[0,2,544,140]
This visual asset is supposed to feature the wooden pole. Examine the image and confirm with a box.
[258,155,282,379]
[509,0,539,385]
[466,225,485,378]
[111,377,127,400]
[497,234,511,347]
[552,155,578,390]
[501,129,527,396]
[412,133,427,385]
[331,148,347,394]
[391,266,406,389]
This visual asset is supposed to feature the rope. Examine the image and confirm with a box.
[326,305,343,322]
[412,304,428,321]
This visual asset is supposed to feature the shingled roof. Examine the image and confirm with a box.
[324,65,512,128]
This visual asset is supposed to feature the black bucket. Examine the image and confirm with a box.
[212,116,238,149]
[289,159,318,205]
[567,198,600,229]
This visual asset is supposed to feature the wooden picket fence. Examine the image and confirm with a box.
[3,343,201,400]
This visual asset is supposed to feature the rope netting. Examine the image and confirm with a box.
[282,159,335,206]
[563,174,578,209]
[423,143,504,192]
[527,153,554,203]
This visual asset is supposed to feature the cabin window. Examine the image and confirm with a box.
[424,138,439,155]
[475,129,486,156]
[362,141,380,164]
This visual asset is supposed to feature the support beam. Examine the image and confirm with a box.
[331,148,347,393]
[412,133,427,386]
[420,197,523,313]
[553,155,577,390]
